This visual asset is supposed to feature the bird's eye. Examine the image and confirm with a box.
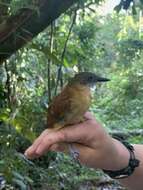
[88,76,93,81]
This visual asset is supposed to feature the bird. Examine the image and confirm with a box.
[47,72,109,160]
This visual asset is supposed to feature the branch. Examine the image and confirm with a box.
[4,61,11,107]
[0,0,79,64]
[47,23,54,103]
[54,8,77,95]
[110,129,143,138]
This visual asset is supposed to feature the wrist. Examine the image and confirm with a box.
[103,138,140,179]
[101,138,130,171]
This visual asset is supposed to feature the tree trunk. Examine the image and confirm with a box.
[0,0,78,64]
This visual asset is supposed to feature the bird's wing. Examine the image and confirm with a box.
[47,86,72,128]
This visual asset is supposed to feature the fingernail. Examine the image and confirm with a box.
[24,151,27,156]
[24,146,33,155]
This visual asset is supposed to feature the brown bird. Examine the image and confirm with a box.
[47,72,109,160]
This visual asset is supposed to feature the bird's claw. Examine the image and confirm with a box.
[69,144,81,166]
[72,150,80,160]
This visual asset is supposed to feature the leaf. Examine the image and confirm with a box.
[0,160,5,165]
[12,171,28,189]
[24,176,33,184]
[114,4,122,12]
[31,44,62,65]
[12,171,25,181]
[0,112,10,122]
[63,58,69,67]
[12,178,27,190]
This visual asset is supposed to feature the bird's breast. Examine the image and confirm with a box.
[70,85,91,117]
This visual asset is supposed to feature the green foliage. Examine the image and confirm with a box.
[1,0,143,189]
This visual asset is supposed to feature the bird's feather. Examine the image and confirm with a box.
[47,84,91,129]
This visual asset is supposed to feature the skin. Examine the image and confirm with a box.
[25,112,143,190]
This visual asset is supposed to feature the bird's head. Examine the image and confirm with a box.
[69,72,110,87]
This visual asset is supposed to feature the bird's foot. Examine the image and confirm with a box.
[71,149,79,161]
[69,144,81,166]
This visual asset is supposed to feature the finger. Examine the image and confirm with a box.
[56,123,89,143]
[50,142,100,169]
[25,113,98,158]
[24,130,47,158]
[25,129,54,159]
[35,130,66,156]
[50,143,80,159]
[34,122,92,157]
[49,142,69,153]
[31,142,69,158]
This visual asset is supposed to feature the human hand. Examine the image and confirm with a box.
[25,112,129,170]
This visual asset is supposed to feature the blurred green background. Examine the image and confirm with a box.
[0,0,143,189]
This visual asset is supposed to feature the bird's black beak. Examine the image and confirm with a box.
[96,76,110,82]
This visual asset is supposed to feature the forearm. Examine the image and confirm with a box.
[98,140,143,190]
[74,139,143,190]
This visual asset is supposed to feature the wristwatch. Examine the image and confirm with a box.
[103,136,140,179]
